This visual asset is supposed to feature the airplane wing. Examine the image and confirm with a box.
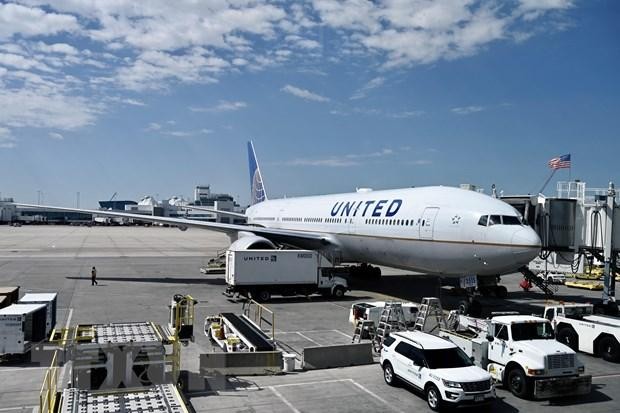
[182,205,247,219]
[13,203,333,250]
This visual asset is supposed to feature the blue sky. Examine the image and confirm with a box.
[0,0,618,207]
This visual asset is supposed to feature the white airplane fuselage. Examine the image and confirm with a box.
[245,186,541,276]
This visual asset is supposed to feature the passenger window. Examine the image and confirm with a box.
[395,342,412,357]
[383,336,396,348]
[494,324,508,341]
[478,215,488,226]
[489,215,501,226]
[408,346,425,366]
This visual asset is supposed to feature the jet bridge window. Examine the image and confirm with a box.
[478,215,488,226]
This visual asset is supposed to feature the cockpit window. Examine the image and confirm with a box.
[478,215,488,226]
[502,216,522,225]
[489,215,501,226]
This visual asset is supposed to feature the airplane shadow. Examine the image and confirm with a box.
[348,273,587,316]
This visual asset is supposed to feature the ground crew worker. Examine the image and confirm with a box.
[91,266,98,286]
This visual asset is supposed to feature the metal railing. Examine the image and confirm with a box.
[243,300,275,340]
[39,351,59,413]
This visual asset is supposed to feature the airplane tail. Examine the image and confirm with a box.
[247,141,268,205]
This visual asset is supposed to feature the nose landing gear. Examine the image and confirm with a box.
[457,276,508,317]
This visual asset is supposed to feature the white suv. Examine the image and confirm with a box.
[380,331,496,412]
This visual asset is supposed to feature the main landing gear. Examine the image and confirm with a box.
[458,276,508,317]
[348,263,382,279]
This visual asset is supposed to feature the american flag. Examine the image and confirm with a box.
[548,154,571,170]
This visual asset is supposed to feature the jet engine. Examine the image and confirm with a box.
[229,233,276,250]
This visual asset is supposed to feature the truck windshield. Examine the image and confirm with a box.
[423,348,474,369]
[564,306,593,318]
[511,322,554,341]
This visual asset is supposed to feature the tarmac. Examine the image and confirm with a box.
[0,225,619,413]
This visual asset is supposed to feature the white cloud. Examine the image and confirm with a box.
[145,122,162,131]
[281,84,329,102]
[0,87,100,130]
[0,1,573,141]
[451,105,485,115]
[284,147,396,167]
[189,100,247,113]
[121,98,145,106]
[49,132,64,140]
[312,0,572,69]
[0,3,79,40]
[116,50,226,91]
[35,42,79,55]
[389,110,425,119]
[0,126,16,148]
[409,159,433,166]
[350,76,385,100]
[161,130,194,137]
[0,52,53,72]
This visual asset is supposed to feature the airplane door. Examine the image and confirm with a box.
[419,207,439,239]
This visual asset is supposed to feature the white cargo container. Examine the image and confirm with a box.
[225,249,348,301]
[19,293,57,336]
[0,303,47,356]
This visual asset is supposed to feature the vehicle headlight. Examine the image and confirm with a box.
[442,379,462,389]
[527,368,545,376]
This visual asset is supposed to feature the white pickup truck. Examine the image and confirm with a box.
[543,302,620,362]
[440,313,591,399]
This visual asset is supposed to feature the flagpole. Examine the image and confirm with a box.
[539,169,557,194]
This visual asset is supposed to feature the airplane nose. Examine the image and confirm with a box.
[511,227,542,265]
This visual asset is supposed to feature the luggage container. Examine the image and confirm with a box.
[0,286,20,309]
[19,293,57,336]
[0,303,47,356]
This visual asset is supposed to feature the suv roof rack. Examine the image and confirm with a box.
[392,331,424,349]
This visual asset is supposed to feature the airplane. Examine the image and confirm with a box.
[15,141,541,299]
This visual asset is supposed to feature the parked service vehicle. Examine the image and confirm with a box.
[380,331,495,411]
[543,302,620,362]
[349,301,419,327]
[538,272,566,285]
[440,314,591,399]
[224,249,348,302]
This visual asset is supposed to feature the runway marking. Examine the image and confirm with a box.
[296,332,321,346]
[268,386,301,413]
[271,378,351,388]
[0,367,47,373]
[64,308,74,328]
[58,307,74,389]
[277,329,353,338]
[592,373,620,380]
[348,379,404,413]
[270,379,403,413]
[331,329,353,339]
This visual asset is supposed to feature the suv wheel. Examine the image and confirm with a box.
[426,384,443,412]
[383,362,397,386]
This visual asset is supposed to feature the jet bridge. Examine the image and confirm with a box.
[502,181,618,314]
